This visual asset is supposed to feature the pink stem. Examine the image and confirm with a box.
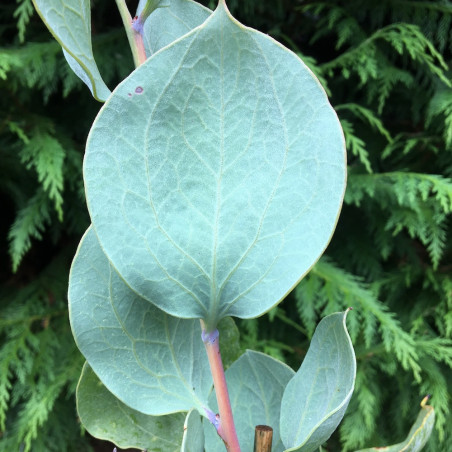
[115,0,146,67]
[131,16,147,65]
[133,30,147,65]
[201,320,241,452]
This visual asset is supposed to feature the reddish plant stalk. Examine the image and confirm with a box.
[115,0,147,67]
[201,320,241,452]
[131,16,147,65]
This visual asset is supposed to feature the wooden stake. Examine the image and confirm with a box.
[253,425,273,452]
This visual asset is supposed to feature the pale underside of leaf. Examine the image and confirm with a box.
[32,0,111,101]
[355,399,435,452]
[69,227,212,416]
[181,409,205,452]
[204,350,295,452]
[280,311,356,452]
[84,1,346,329]
[76,362,185,451]
[140,0,212,57]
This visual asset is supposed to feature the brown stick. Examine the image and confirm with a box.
[253,425,273,452]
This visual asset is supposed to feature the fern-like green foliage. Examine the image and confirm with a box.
[13,0,34,43]
[0,253,89,452]
[427,85,452,150]
[7,188,52,273]
[236,1,452,450]
[300,2,451,114]
[0,1,133,449]
[346,171,452,269]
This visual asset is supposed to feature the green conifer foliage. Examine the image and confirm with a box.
[0,0,451,450]
[236,1,452,450]
[0,1,133,450]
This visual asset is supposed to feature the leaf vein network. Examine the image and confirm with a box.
[141,31,211,290]
[215,32,290,311]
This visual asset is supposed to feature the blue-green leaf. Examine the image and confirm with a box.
[83,0,346,328]
[139,0,211,56]
[204,351,295,452]
[32,0,110,101]
[280,311,356,452]
[69,227,212,416]
[181,409,205,452]
[77,362,185,451]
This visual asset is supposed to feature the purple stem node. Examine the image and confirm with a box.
[131,16,144,34]
[201,328,219,345]
[204,407,220,431]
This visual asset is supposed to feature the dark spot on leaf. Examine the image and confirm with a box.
[135,86,144,94]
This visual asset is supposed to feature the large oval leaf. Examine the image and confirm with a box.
[32,0,111,101]
[68,227,212,416]
[77,362,185,451]
[280,310,356,452]
[204,351,295,452]
[84,0,346,328]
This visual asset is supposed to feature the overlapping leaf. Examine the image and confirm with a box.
[139,0,211,56]
[32,0,110,101]
[69,227,212,416]
[83,0,346,328]
[181,409,205,452]
[136,0,171,16]
[280,311,356,452]
[77,362,185,451]
[204,351,294,451]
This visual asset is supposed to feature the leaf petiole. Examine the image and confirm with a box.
[201,321,241,452]
[115,0,147,66]
[134,0,170,31]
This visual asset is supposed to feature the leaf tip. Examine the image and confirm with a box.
[420,395,431,408]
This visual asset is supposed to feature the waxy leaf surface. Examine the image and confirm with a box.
[32,0,110,101]
[204,351,294,452]
[139,0,211,56]
[181,409,205,452]
[280,311,356,452]
[355,398,435,452]
[84,1,346,328]
[77,362,185,451]
[69,227,212,415]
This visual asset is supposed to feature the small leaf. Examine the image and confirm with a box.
[280,310,356,452]
[181,409,205,452]
[69,227,212,416]
[217,316,242,369]
[136,0,171,19]
[355,396,435,452]
[84,0,346,328]
[77,362,185,451]
[140,0,211,56]
[204,350,295,452]
[32,0,110,101]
